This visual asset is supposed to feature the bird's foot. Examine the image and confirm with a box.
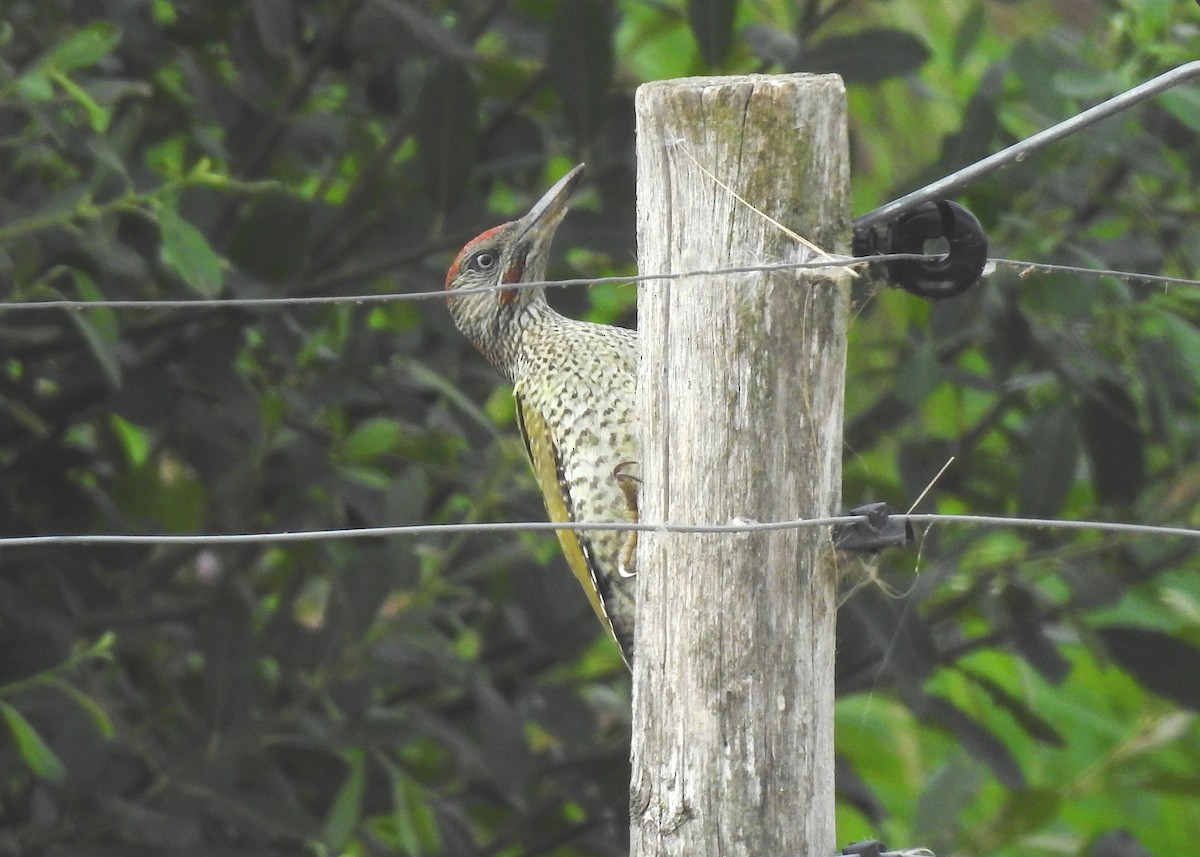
[613,461,641,578]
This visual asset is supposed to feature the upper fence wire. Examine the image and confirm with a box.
[1,256,1199,312]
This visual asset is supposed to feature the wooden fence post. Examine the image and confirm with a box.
[631,74,850,857]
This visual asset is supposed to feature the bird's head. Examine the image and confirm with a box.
[445,164,585,366]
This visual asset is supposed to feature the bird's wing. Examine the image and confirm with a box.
[514,392,617,642]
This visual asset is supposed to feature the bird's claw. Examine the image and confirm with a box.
[613,461,641,578]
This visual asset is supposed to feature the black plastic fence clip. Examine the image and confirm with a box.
[842,840,887,857]
[851,200,988,300]
[833,502,913,552]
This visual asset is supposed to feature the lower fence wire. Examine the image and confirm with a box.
[0,512,1196,549]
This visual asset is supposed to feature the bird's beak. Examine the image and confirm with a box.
[495,164,584,295]
[513,163,585,250]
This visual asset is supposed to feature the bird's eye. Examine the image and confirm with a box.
[469,251,497,271]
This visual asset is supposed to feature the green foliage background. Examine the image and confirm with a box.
[1,0,1199,854]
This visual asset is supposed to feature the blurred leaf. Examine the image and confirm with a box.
[1156,87,1200,135]
[1091,829,1157,857]
[1099,626,1200,712]
[920,694,1025,790]
[416,62,478,213]
[40,22,122,72]
[798,27,930,83]
[1017,404,1078,518]
[342,417,403,462]
[373,0,474,63]
[50,70,111,131]
[102,794,203,849]
[990,787,1064,839]
[15,71,54,100]
[836,587,938,698]
[52,680,116,739]
[1157,313,1200,381]
[250,0,295,60]
[1053,69,1123,100]
[404,360,504,436]
[482,113,547,187]
[1077,380,1145,505]
[893,342,941,407]
[930,63,1003,170]
[322,748,366,850]
[62,269,122,388]
[201,585,257,737]
[742,22,799,67]
[331,546,397,641]
[157,204,223,296]
[951,4,986,67]
[0,701,66,782]
[548,0,613,144]
[21,274,122,389]
[383,758,442,857]
[958,668,1065,746]
[109,413,150,467]
[688,0,738,68]
[912,753,981,850]
[227,190,312,282]
[110,456,206,532]
[1000,583,1071,684]
[834,754,886,825]
[474,677,533,798]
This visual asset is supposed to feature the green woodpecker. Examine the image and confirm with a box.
[444,165,639,665]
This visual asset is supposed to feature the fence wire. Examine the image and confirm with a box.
[1,256,1198,312]
[1,512,1197,549]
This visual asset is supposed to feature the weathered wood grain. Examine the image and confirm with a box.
[632,73,850,857]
